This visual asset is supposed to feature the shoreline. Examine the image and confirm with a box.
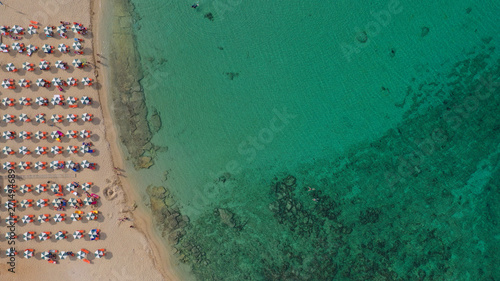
[91,0,191,280]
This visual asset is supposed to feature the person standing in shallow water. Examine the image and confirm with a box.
[191,3,199,8]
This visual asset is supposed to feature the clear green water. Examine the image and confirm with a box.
[116,0,499,279]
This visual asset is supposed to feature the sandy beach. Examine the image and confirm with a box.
[0,0,181,280]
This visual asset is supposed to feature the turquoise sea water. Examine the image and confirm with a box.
[118,0,499,279]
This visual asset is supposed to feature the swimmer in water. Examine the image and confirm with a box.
[191,3,199,8]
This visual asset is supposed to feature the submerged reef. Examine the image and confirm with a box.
[146,38,500,280]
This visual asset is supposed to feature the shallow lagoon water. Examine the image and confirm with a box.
[113,0,500,279]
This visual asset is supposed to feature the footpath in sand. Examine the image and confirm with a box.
[0,1,175,280]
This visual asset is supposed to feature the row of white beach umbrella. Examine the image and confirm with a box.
[2,144,94,155]
[0,42,83,53]
[2,96,91,106]
[4,182,92,193]
[1,130,91,140]
[10,248,105,260]
[2,77,92,88]
[3,210,98,222]
[2,113,93,123]
[2,160,96,170]
[6,230,99,242]
[1,23,86,35]
[4,59,86,72]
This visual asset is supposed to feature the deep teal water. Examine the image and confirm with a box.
[123,0,499,279]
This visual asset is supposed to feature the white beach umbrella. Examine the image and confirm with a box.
[21,215,34,224]
[35,161,47,170]
[67,145,79,154]
[19,113,30,122]
[24,249,35,259]
[81,77,92,86]
[42,44,53,53]
[81,145,91,154]
[55,60,65,69]
[59,251,68,260]
[20,199,33,208]
[11,42,23,51]
[67,96,78,105]
[86,211,98,221]
[82,113,93,122]
[51,146,63,154]
[18,161,31,170]
[4,184,15,193]
[20,184,33,193]
[5,63,17,72]
[71,213,81,221]
[72,59,83,68]
[67,130,78,138]
[11,25,23,34]
[2,97,15,106]
[80,130,91,138]
[19,131,32,139]
[73,41,82,50]
[39,60,50,70]
[26,44,38,53]
[23,232,36,241]
[81,160,91,169]
[51,114,63,123]
[35,96,48,106]
[53,214,65,222]
[67,114,78,122]
[43,26,53,35]
[66,182,78,192]
[77,250,86,260]
[3,131,15,139]
[50,184,62,193]
[89,229,100,240]
[18,146,30,155]
[55,231,67,240]
[67,77,78,86]
[3,162,15,170]
[58,43,68,53]
[19,97,31,105]
[35,131,47,139]
[0,43,9,52]
[35,184,47,194]
[2,79,14,88]
[57,25,67,34]
[40,251,50,260]
[51,130,64,139]
[2,114,15,123]
[38,232,50,241]
[73,230,85,239]
[71,24,82,33]
[6,248,17,257]
[80,96,91,105]
[36,199,48,207]
[94,249,106,259]
[35,113,46,123]
[27,25,37,34]
[5,216,18,224]
[18,79,29,88]
[83,196,93,205]
[81,182,93,191]
[37,214,50,223]
[51,95,64,105]
[68,198,78,207]
[2,146,13,155]
[22,62,34,71]
[52,77,63,86]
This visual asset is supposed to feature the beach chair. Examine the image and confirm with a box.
[83,258,91,264]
